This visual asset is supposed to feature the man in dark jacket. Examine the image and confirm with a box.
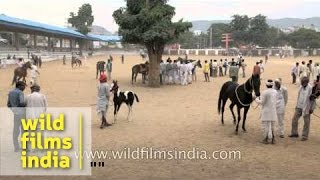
[7,81,26,152]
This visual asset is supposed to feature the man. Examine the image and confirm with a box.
[259,60,265,73]
[180,61,188,86]
[212,60,218,77]
[253,62,261,76]
[229,61,239,83]
[121,54,124,64]
[309,60,315,81]
[7,81,26,152]
[203,60,210,82]
[30,64,40,86]
[299,61,307,78]
[25,84,47,149]
[289,77,316,141]
[187,61,193,84]
[209,60,213,77]
[172,60,179,84]
[106,59,112,80]
[265,54,269,64]
[97,74,112,128]
[291,62,299,84]
[255,80,277,144]
[241,59,247,78]
[274,79,288,138]
[25,84,47,119]
[63,55,66,65]
[218,59,223,77]
[223,59,228,76]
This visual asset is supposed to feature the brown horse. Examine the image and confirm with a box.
[132,62,149,84]
[12,61,32,85]
[71,56,82,68]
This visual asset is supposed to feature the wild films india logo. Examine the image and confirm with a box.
[0,107,92,176]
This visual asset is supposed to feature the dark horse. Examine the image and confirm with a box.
[96,61,106,79]
[218,74,261,134]
[110,80,140,122]
[132,61,149,84]
[12,61,32,85]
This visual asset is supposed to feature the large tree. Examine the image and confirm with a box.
[113,0,192,87]
[207,23,231,47]
[287,28,320,49]
[249,14,269,47]
[230,15,250,46]
[68,3,94,54]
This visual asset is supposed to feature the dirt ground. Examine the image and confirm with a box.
[1,54,320,180]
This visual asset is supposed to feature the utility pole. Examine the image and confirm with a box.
[221,33,233,49]
[210,27,213,48]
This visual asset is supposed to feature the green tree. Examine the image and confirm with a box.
[230,15,250,46]
[177,31,198,49]
[113,0,192,87]
[287,28,320,49]
[207,23,231,47]
[249,14,269,47]
[68,3,94,54]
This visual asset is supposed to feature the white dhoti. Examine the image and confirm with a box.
[261,121,275,139]
[277,113,285,136]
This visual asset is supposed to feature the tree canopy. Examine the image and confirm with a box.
[68,3,94,35]
[113,0,192,87]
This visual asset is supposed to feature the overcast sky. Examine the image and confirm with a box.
[0,0,319,32]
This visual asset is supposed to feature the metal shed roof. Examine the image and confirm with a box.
[0,14,88,39]
[87,34,122,42]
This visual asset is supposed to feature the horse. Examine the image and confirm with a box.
[96,61,106,79]
[132,61,149,84]
[11,61,32,85]
[218,74,261,134]
[71,56,82,68]
[110,80,140,122]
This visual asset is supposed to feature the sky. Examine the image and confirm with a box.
[1,0,320,33]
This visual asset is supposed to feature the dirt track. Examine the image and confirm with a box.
[1,54,320,180]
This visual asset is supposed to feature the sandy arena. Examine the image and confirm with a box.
[1,54,320,180]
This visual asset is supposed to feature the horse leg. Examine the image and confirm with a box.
[134,73,138,83]
[242,106,250,132]
[114,104,118,123]
[221,98,227,125]
[127,105,132,122]
[235,106,241,134]
[229,103,236,124]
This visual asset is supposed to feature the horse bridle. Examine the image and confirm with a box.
[243,77,253,94]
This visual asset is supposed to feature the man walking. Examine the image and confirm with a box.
[289,77,316,141]
[229,61,239,83]
[106,59,113,80]
[241,59,247,78]
[7,81,26,152]
[291,62,299,84]
[255,80,277,144]
[203,60,210,82]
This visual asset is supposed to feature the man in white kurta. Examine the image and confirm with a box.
[180,61,188,86]
[30,65,40,86]
[274,79,288,138]
[187,61,193,84]
[255,80,278,144]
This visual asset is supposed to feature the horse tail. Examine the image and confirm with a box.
[134,93,139,103]
[12,71,17,85]
[218,82,228,114]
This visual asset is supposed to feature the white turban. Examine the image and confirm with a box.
[266,79,274,86]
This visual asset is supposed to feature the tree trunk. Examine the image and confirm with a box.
[147,47,162,88]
